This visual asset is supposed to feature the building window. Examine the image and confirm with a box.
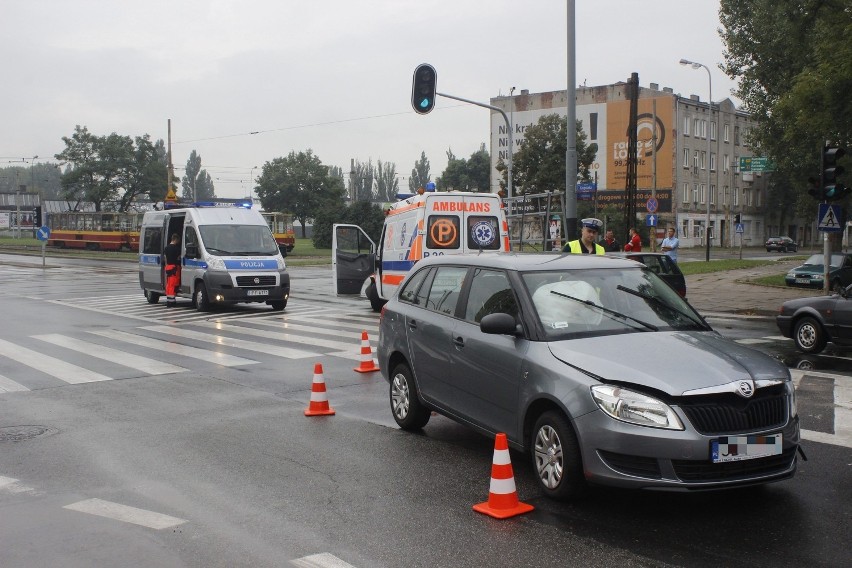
[683,182,690,203]
[681,220,689,238]
[693,183,699,203]
[683,148,690,168]
[735,125,741,146]
[723,185,729,206]
[702,120,707,139]
[701,151,707,170]
[710,152,716,172]
[710,184,716,205]
[693,150,700,170]
[734,155,740,174]
[700,183,707,204]
[710,121,717,141]
[733,187,740,207]
[683,116,690,136]
[694,118,701,138]
[756,188,762,207]
[724,124,730,142]
[723,154,729,173]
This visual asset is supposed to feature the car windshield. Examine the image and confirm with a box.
[802,254,844,267]
[522,267,707,340]
[199,224,279,256]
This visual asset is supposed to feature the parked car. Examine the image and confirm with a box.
[378,253,799,499]
[766,236,798,253]
[776,286,852,353]
[614,252,686,298]
[785,253,852,293]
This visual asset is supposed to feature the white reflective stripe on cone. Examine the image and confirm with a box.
[489,476,518,495]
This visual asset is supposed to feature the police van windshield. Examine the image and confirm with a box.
[199,224,279,256]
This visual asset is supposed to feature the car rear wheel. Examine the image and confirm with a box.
[531,411,586,500]
[144,290,161,304]
[794,317,827,354]
[389,363,430,430]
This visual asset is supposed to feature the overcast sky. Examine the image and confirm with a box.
[1,0,739,199]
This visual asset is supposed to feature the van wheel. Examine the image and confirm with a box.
[366,281,386,312]
[144,290,161,304]
[531,411,587,500]
[270,300,286,311]
[194,283,210,312]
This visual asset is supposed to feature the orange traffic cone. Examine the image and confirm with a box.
[304,363,335,416]
[473,433,534,519]
[353,330,380,373]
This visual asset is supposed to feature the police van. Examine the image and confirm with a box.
[333,188,509,311]
[139,202,290,311]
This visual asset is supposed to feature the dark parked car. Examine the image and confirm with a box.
[785,253,852,293]
[766,237,798,252]
[378,253,799,499]
[777,286,852,353]
[616,252,686,298]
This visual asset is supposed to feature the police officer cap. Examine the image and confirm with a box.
[581,218,603,231]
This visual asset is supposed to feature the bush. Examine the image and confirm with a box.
[311,201,387,249]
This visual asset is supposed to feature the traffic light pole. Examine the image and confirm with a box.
[436,92,513,200]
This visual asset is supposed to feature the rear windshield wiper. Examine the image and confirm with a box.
[549,290,659,331]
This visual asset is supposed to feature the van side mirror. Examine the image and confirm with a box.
[186,244,198,258]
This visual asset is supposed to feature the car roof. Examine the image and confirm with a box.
[413,252,640,272]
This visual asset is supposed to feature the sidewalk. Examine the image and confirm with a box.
[684,256,824,318]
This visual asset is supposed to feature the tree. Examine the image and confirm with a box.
[375,160,399,202]
[120,135,169,210]
[503,114,596,194]
[55,125,98,209]
[255,149,345,237]
[408,151,431,191]
[312,200,386,249]
[182,150,216,202]
[351,159,375,202]
[438,144,490,192]
[719,0,852,227]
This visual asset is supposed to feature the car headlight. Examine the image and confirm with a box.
[205,255,226,270]
[591,385,684,430]
[277,255,286,270]
[786,272,795,278]
[789,383,798,419]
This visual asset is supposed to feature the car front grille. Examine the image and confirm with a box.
[677,387,788,435]
[236,275,277,287]
[672,447,796,482]
[598,450,662,479]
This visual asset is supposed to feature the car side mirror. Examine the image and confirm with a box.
[480,313,520,336]
[185,244,198,258]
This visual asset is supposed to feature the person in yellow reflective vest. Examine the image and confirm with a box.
[562,218,605,254]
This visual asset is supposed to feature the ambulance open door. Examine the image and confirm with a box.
[332,224,376,295]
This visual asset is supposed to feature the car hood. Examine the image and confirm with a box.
[790,264,835,275]
[780,295,839,312]
[548,331,788,396]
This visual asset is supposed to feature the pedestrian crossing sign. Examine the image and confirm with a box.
[818,203,843,232]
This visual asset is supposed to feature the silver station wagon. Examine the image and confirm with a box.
[378,253,800,499]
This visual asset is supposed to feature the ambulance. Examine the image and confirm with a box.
[139,201,290,311]
[333,188,510,311]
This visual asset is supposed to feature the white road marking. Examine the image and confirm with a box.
[63,498,187,530]
[279,315,380,333]
[0,475,37,495]
[88,329,258,367]
[0,338,113,384]
[141,325,317,359]
[33,334,188,375]
[0,374,29,392]
[791,369,852,449]
[291,552,358,568]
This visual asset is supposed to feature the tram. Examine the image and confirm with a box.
[261,211,296,254]
[47,211,142,251]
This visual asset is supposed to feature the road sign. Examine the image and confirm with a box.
[818,203,843,232]
[735,223,744,234]
[739,156,775,172]
[36,226,50,241]
[646,214,657,227]
[646,197,658,213]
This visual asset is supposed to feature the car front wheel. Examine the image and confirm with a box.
[194,282,210,312]
[531,411,586,500]
[389,363,430,430]
[794,316,827,354]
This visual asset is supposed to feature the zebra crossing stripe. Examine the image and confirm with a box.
[199,321,367,355]
[0,338,112,384]
[88,329,258,367]
[141,325,317,359]
[33,334,188,375]
[244,319,377,346]
[279,315,381,333]
[0,374,30,392]
[63,498,187,530]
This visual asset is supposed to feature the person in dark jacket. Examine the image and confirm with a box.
[603,229,621,252]
[164,233,181,307]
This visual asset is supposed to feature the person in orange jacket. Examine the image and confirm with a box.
[164,233,181,307]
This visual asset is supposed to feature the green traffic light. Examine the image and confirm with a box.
[419,98,431,109]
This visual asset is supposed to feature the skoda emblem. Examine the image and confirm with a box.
[736,380,754,398]
[253,277,260,284]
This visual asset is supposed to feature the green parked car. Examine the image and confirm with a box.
[785,253,852,293]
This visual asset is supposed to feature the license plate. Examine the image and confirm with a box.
[247,289,269,296]
[795,278,810,284]
[711,434,782,463]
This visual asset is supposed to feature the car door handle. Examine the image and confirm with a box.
[453,336,464,348]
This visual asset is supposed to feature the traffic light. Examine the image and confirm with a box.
[411,64,437,114]
[822,143,847,201]
[33,206,42,226]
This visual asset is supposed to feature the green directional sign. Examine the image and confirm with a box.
[739,156,775,172]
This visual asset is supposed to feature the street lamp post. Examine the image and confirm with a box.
[680,58,712,261]
[250,166,258,203]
